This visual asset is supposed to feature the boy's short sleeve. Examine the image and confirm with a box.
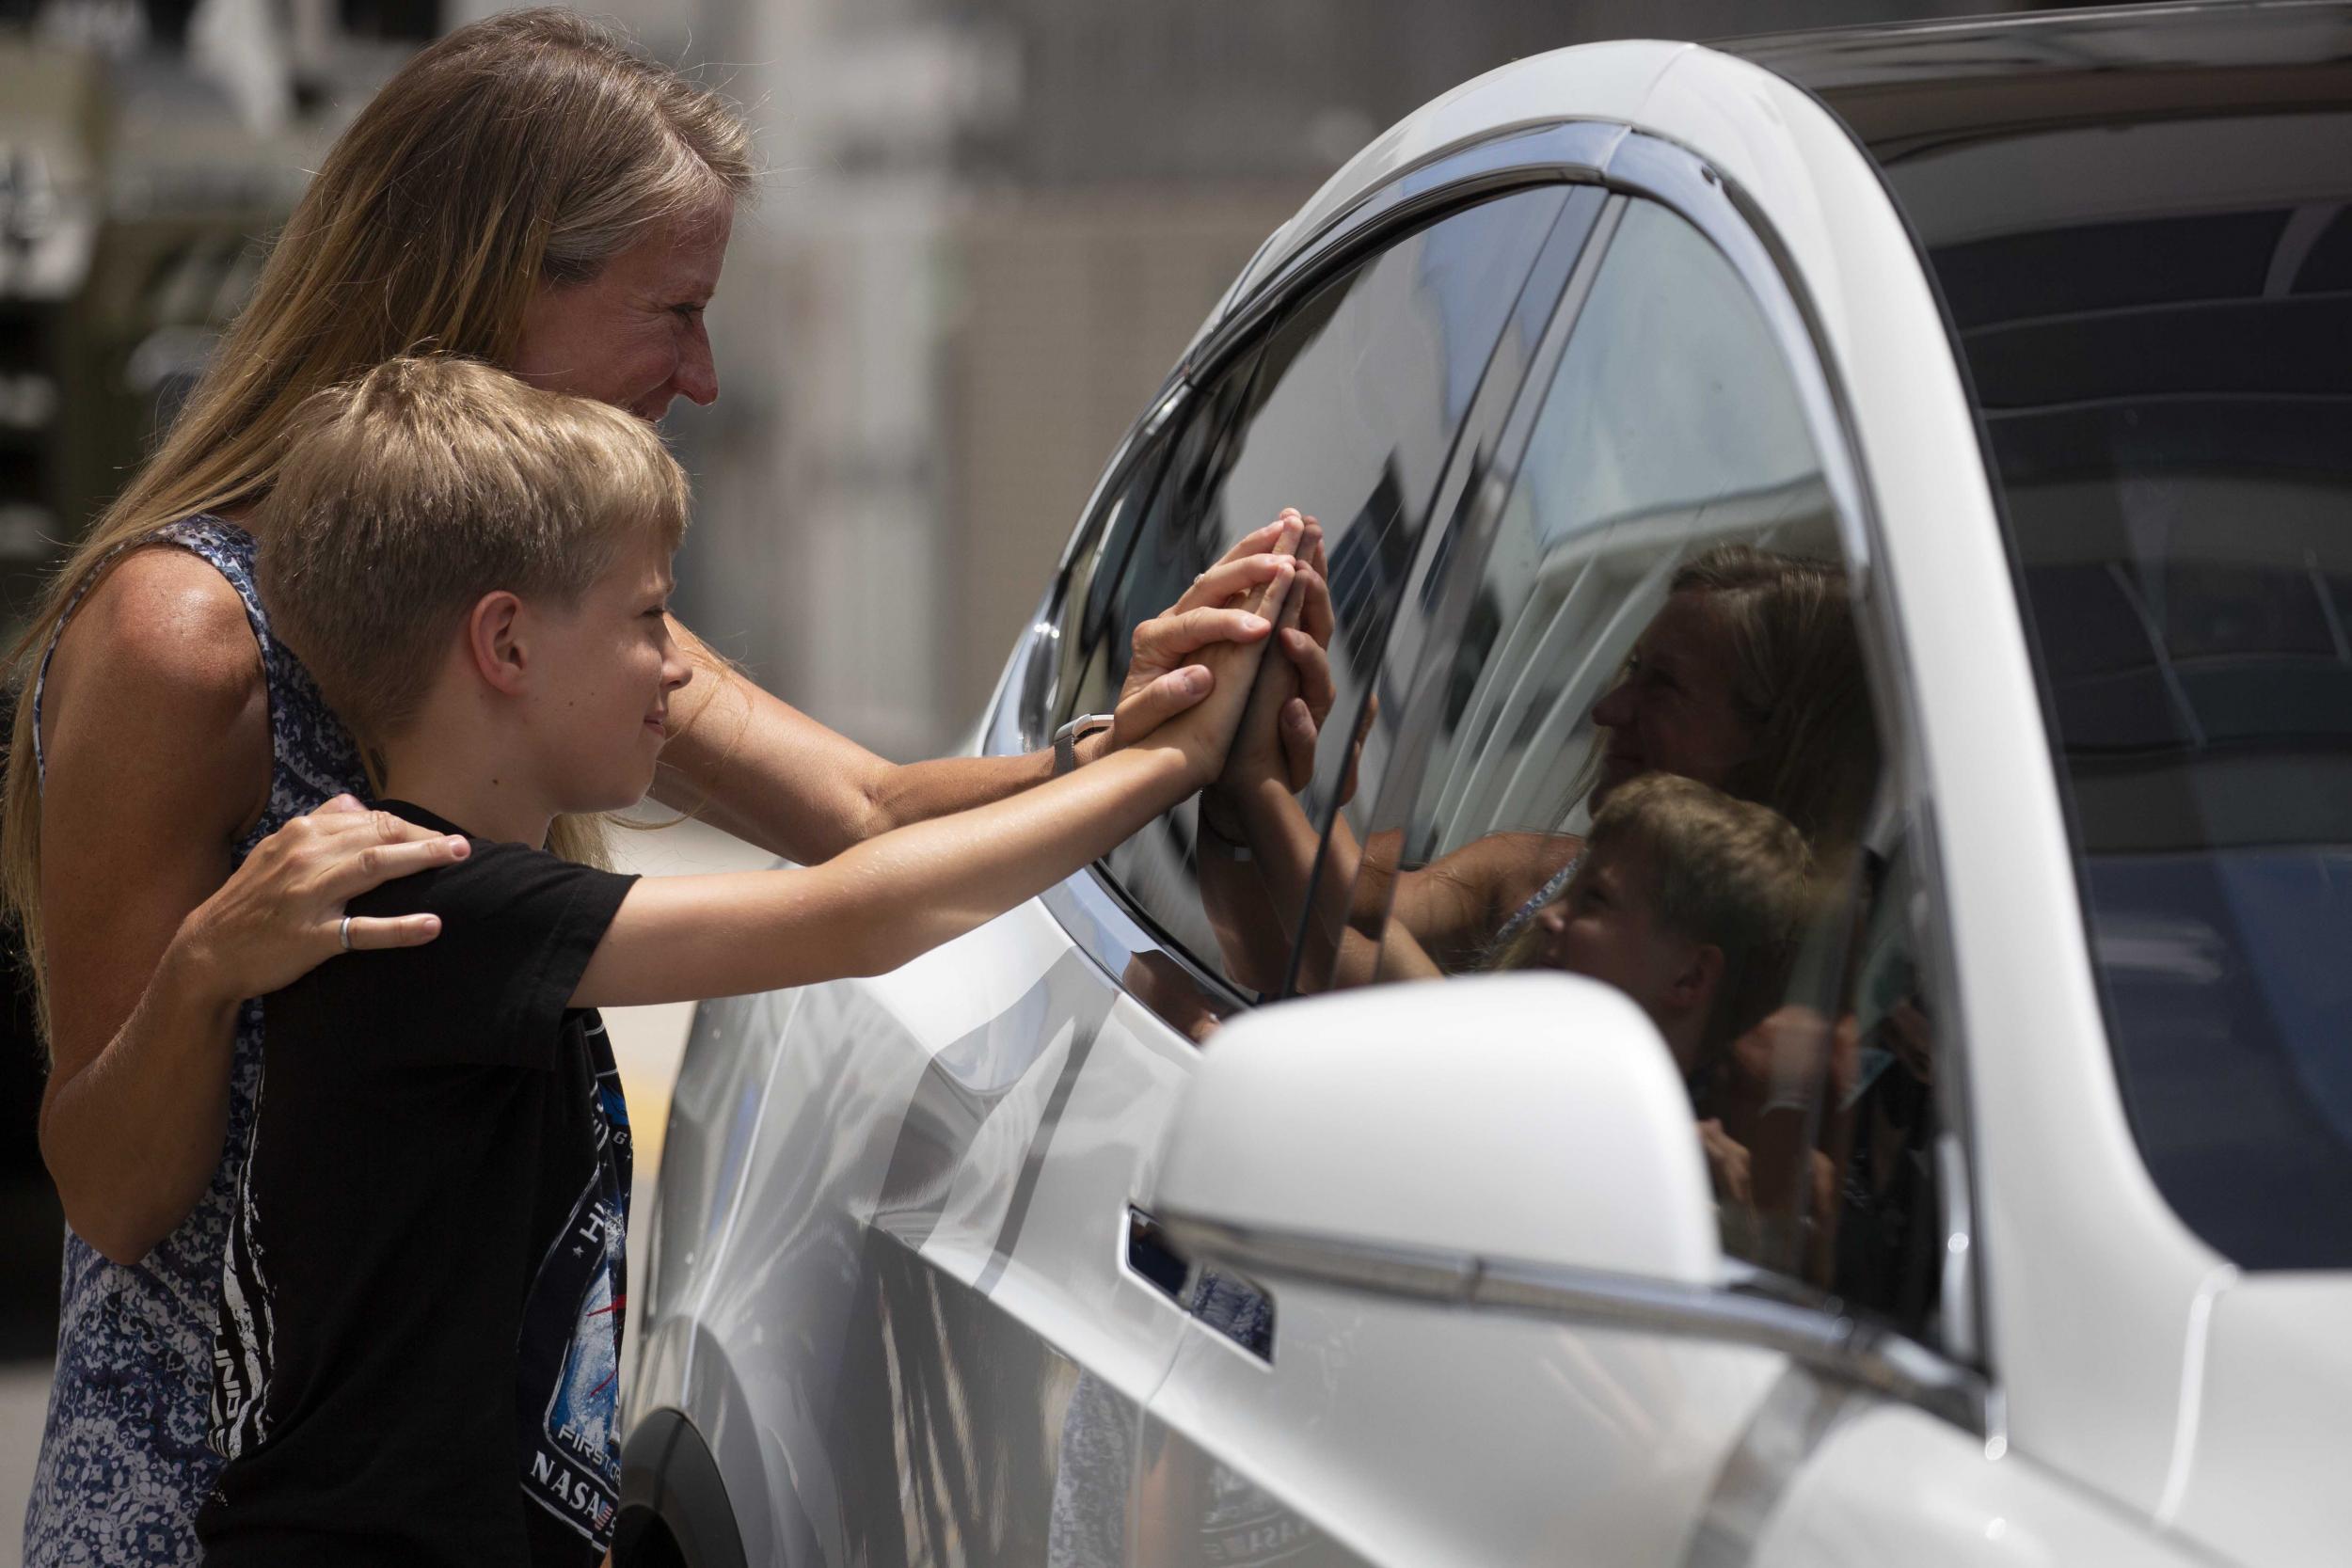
[328,834,638,1070]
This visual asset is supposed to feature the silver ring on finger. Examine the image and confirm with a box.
[339,915,354,952]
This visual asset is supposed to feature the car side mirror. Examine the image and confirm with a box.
[1146,973,1721,1288]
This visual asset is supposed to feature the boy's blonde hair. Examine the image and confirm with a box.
[255,355,689,746]
[1502,773,1816,1059]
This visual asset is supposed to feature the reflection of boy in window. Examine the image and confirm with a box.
[1479,775,1824,1267]
[1486,773,1813,1085]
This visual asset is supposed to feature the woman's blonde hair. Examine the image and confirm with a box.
[2,8,752,1031]
[1565,545,1876,855]
[256,356,690,748]
[1669,545,1879,854]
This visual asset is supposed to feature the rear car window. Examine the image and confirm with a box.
[1883,111,2352,1268]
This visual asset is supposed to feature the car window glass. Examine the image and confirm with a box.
[1067,185,1575,999]
[1407,200,1829,869]
[1259,200,1943,1329]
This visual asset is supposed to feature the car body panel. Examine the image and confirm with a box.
[1143,1286,1788,1568]
[637,988,803,1342]
[1754,1403,2219,1568]
[2168,1274,2352,1565]
[1220,40,1684,316]
[635,900,1138,1560]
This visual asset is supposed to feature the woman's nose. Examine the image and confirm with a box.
[675,321,719,406]
[1591,677,1635,729]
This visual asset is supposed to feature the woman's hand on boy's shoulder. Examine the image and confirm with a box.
[174,798,469,1005]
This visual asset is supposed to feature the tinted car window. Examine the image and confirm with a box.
[1064,185,1576,992]
[1881,110,2352,1269]
[1282,200,1941,1323]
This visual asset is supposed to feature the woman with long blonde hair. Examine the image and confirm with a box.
[12,12,1294,1561]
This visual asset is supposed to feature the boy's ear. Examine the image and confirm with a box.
[1668,942,1725,1017]
[465,591,531,696]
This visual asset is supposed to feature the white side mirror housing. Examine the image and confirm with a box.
[1149,973,1721,1285]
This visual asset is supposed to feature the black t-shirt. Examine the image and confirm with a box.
[197,801,639,1568]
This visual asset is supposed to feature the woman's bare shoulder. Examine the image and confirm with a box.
[47,546,262,704]
[40,545,270,840]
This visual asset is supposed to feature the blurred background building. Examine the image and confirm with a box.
[0,0,2099,1554]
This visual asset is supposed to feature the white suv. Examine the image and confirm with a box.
[620,8,2352,1565]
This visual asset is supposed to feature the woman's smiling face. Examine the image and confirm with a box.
[1587,590,1756,805]
[512,198,735,423]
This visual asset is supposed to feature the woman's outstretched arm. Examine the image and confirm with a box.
[36,550,456,1263]
[650,519,1311,864]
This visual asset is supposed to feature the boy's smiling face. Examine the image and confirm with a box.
[1535,842,1719,1074]
[523,531,694,814]
[1537,846,1680,1000]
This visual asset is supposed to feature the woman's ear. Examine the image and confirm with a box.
[465,591,530,696]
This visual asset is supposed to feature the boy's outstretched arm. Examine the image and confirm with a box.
[575,546,1302,1010]
[577,740,1189,1006]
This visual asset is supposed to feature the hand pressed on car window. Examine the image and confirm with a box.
[1106,512,1332,766]
[1144,522,1305,787]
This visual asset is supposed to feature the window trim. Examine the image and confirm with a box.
[1182,120,1629,390]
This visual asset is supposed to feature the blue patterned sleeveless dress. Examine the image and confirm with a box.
[22,516,367,1568]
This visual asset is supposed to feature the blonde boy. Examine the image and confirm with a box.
[198,356,1288,1568]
